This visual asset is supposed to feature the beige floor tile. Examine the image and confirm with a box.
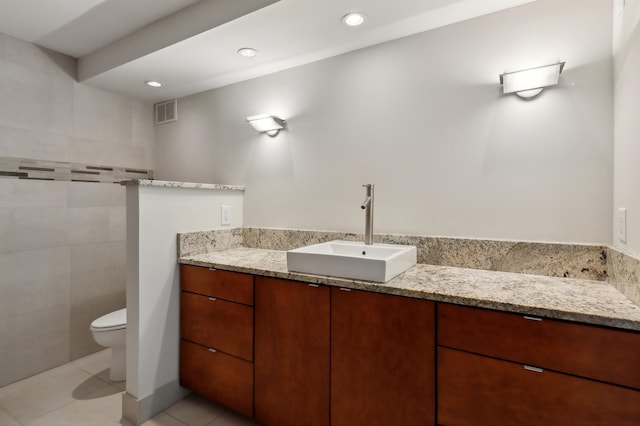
[0,362,79,399]
[71,348,111,375]
[143,412,188,426]
[165,394,226,426]
[111,379,127,391]
[25,384,123,426]
[0,406,21,426]
[0,363,109,424]
[208,410,259,426]
[71,348,125,389]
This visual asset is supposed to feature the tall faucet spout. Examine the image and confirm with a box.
[361,196,371,210]
[361,184,374,245]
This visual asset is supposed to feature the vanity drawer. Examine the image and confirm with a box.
[181,291,253,361]
[438,303,640,389]
[180,339,253,418]
[438,347,640,426]
[181,264,254,305]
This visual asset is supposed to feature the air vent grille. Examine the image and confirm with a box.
[155,99,177,125]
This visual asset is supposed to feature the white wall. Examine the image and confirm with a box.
[125,183,243,411]
[613,0,640,254]
[0,32,155,387]
[155,0,613,245]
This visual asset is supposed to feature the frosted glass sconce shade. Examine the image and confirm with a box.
[500,62,565,99]
[246,114,286,136]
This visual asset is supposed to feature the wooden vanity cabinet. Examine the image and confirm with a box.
[180,340,253,417]
[438,347,640,426]
[179,265,254,418]
[180,291,253,361]
[254,276,331,426]
[331,288,435,426]
[438,303,640,389]
[437,303,640,425]
[179,263,640,425]
[180,264,253,305]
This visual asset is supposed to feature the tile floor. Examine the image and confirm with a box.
[0,349,259,426]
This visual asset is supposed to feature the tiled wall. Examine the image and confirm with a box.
[0,181,127,385]
[0,32,155,387]
[0,156,153,182]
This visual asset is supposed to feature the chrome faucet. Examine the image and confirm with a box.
[361,184,374,245]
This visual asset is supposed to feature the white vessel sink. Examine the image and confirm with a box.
[286,240,417,283]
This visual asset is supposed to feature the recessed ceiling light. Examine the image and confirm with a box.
[145,80,162,88]
[342,12,366,27]
[238,47,257,58]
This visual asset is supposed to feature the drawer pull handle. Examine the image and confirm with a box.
[524,365,543,373]
[523,316,542,321]
[208,297,217,301]
[208,348,217,353]
[308,284,320,288]
[339,288,351,292]
[208,267,217,271]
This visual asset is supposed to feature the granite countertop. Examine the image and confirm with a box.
[122,179,245,191]
[179,247,640,331]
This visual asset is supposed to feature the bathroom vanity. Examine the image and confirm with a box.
[179,266,254,417]
[437,304,640,425]
[178,249,640,426]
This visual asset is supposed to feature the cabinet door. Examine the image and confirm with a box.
[180,291,253,361]
[180,340,253,418]
[180,264,254,305]
[438,303,640,389]
[254,277,330,426]
[331,288,435,426]
[438,347,640,426]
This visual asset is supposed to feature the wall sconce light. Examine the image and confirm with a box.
[246,114,286,137]
[499,62,565,99]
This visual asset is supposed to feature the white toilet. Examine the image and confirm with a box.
[90,308,127,382]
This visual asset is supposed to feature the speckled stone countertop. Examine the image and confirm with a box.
[179,247,640,332]
[122,179,245,191]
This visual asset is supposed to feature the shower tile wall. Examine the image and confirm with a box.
[0,32,155,387]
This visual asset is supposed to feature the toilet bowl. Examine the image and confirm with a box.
[90,308,126,382]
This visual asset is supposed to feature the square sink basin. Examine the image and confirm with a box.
[286,240,417,283]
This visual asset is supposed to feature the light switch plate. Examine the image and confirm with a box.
[618,207,627,243]
[221,205,231,226]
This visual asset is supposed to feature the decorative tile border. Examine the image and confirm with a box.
[0,156,153,183]
[608,248,640,306]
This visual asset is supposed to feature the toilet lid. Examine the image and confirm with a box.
[91,308,127,330]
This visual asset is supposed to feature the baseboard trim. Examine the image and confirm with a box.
[122,380,190,425]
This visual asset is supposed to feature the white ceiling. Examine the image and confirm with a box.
[0,0,536,102]
[0,0,202,57]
